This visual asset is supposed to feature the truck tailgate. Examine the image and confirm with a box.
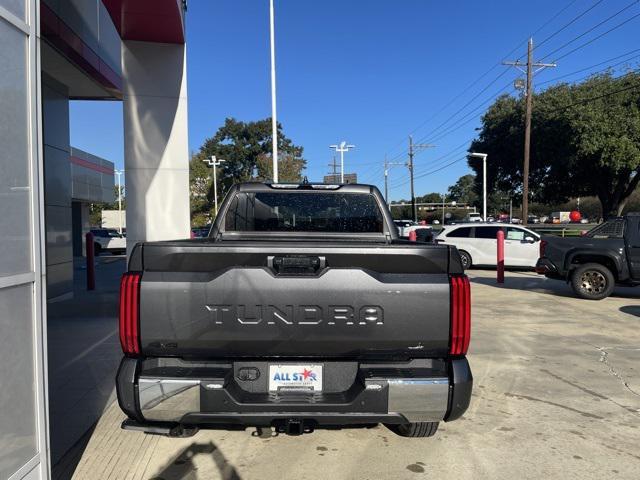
[137,243,454,358]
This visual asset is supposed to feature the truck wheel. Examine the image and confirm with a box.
[94,243,102,256]
[571,263,615,300]
[459,250,472,270]
[385,422,439,438]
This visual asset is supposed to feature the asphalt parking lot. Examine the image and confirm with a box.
[69,270,640,480]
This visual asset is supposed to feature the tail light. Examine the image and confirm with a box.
[540,239,548,257]
[449,275,471,355]
[119,272,141,356]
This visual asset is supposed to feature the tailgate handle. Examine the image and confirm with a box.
[269,256,326,276]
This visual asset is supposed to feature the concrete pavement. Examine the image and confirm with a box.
[69,270,640,479]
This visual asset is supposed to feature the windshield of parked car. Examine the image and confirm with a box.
[223,192,385,233]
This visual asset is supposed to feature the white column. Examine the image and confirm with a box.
[122,41,190,256]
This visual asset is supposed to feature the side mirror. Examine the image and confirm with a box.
[524,236,536,243]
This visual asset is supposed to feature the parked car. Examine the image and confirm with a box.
[116,182,472,438]
[90,228,126,255]
[393,219,417,237]
[536,214,640,300]
[436,223,540,269]
[465,213,483,222]
[404,224,433,240]
[510,217,522,224]
[527,215,540,224]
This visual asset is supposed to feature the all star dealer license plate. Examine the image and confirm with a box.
[268,364,323,392]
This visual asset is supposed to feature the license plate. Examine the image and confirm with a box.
[268,364,323,392]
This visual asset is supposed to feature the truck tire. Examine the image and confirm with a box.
[458,250,472,270]
[94,243,102,256]
[570,263,615,300]
[385,422,439,438]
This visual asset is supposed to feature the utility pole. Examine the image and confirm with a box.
[329,156,338,176]
[504,38,556,225]
[327,156,339,184]
[407,135,435,223]
[203,156,226,216]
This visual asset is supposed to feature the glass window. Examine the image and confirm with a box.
[224,192,384,233]
[0,284,37,479]
[506,228,526,241]
[0,0,26,21]
[586,219,625,239]
[448,227,472,238]
[475,226,502,239]
[0,21,30,278]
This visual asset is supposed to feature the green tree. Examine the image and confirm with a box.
[190,118,306,225]
[416,192,444,203]
[470,71,640,217]
[447,174,478,207]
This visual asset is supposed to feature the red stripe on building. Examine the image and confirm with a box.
[70,156,115,175]
[40,3,123,96]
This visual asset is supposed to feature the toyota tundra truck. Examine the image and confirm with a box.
[116,182,472,438]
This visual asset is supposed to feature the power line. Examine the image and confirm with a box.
[539,0,640,61]
[534,0,606,52]
[408,0,593,150]
[538,48,640,85]
[382,0,587,160]
[388,138,474,189]
[552,11,640,62]
[420,81,514,146]
[549,78,640,112]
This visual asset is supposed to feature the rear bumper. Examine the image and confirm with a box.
[116,357,472,431]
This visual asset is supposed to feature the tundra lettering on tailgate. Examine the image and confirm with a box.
[205,304,384,325]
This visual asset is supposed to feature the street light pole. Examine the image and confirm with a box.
[329,141,355,183]
[115,169,124,234]
[203,156,226,216]
[269,0,279,183]
[470,153,488,221]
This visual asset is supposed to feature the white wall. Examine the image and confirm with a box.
[121,40,190,254]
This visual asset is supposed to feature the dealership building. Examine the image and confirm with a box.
[0,1,190,478]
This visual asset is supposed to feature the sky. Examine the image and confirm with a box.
[70,0,640,202]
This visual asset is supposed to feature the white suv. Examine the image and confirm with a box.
[90,229,126,255]
[465,213,483,222]
[436,224,540,269]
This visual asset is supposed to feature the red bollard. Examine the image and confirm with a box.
[496,229,505,284]
[86,232,95,291]
[408,230,417,242]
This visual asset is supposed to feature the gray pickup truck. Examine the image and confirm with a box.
[116,182,472,438]
[536,214,640,299]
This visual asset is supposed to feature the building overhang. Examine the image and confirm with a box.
[102,0,186,44]
[41,2,123,98]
